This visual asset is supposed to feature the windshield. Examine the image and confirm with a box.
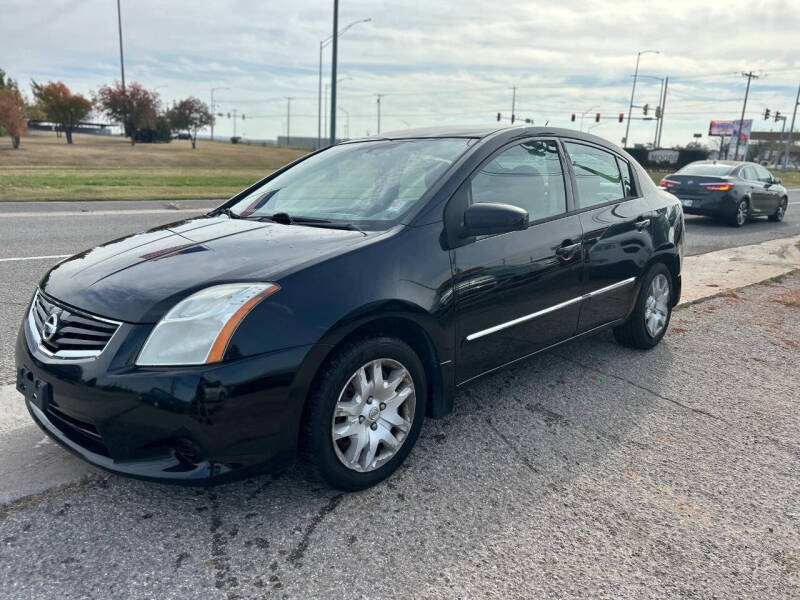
[678,163,733,176]
[227,138,473,228]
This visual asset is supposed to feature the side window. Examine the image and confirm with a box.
[617,157,636,197]
[754,165,772,183]
[563,142,625,208]
[742,166,759,181]
[471,140,567,222]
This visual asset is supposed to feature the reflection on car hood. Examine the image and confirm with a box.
[41,216,376,323]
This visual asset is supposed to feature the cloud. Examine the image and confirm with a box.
[1,0,798,145]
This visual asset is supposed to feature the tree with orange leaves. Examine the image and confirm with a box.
[31,81,92,144]
[0,87,27,148]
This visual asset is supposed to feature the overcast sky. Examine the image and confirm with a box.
[2,0,799,147]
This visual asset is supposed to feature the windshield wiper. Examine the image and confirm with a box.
[212,207,241,219]
[258,212,367,235]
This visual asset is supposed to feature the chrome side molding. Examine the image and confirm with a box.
[466,277,636,342]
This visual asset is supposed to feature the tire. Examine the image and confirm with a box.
[613,263,673,350]
[729,198,749,227]
[768,197,788,222]
[301,336,427,491]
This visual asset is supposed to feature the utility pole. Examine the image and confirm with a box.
[782,81,800,171]
[733,71,758,160]
[624,50,659,147]
[286,97,293,146]
[376,94,384,134]
[511,86,517,124]
[329,0,339,146]
[657,77,669,148]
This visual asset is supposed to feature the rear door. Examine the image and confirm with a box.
[450,138,584,383]
[561,141,655,333]
[753,165,781,212]
[741,165,770,213]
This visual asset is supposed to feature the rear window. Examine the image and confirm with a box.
[678,163,733,176]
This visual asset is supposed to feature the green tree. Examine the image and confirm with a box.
[166,97,214,149]
[31,81,92,144]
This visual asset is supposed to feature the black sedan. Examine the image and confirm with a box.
[660,160,788,226]
[16,126,684,491]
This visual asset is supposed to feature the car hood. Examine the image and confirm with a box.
[40,216,377,323]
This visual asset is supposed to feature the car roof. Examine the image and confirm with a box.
[351,125,625,148]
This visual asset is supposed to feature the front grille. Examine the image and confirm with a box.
[30,291,120,358]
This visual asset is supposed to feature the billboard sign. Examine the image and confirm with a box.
[709,120,735,136]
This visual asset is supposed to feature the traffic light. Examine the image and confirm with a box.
[618,113,624,123]
[497,112,501,122]
[571,113,576,122]
[595,113,600,123]
[775,111,781,121]
[655,106,662,119]
[643,104,649,115]
[764,108,771,119]
[242,114,246,120]
[511,114,515,124]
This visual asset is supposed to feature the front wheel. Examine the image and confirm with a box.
[301,337,427,491]
[768,197,788,222]
[613,263,673,349]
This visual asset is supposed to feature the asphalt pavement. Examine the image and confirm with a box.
[0,196,799,598]
[1,273,798,599]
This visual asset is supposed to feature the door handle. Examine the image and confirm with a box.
[635,218,651,231]
[555,241,581,259]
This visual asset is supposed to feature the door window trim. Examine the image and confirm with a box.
[558,138,643,217]
[443,136,575,248]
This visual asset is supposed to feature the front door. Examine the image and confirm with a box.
[450,139,584,383]
[561,141,655,332]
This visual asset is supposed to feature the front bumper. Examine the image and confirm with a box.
[15,312,319,484]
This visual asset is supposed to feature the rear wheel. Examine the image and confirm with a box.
[613,263,673,349]
[729,199,749,227]
[302,337,426,491]
[769,197,788,222]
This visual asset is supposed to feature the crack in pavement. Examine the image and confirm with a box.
[287,494,343,567]
[554,352,730,425]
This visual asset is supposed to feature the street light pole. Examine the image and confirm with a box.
[579,106,596,132]
[116,0,126,91]
[209,87,230,141]
[376,94,384,134]
[286,97,293,146]
[782,81,800,172]
[624,50,659,147]
[329,0,339,146]
[317,17,371,148]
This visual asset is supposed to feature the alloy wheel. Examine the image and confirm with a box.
[776,199,787,220]
[331,358,416,472]
[736,201,748,226]
[644,273,670,338]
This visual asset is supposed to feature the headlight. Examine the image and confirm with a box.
[136,283,280,366]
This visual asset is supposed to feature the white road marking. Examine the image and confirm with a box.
[0,208,209,218]
[0,254,71,263]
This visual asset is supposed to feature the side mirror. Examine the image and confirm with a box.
[772,176,781,185]
[461,203,529,237]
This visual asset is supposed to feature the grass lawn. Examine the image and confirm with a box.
[0,132,307,201]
